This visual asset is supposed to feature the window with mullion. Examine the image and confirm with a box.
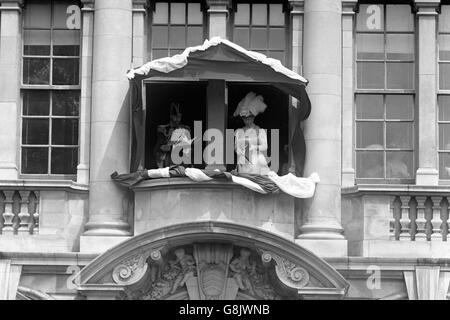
[21,0,80,176]
[438,5,450,180]
[355,4,416,182]
[150,1,205,59]
[231,2,288,65]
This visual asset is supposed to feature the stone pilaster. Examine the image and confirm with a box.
[132,0,147,68]
[341,0,357,187]
[77,0,95,185]
[415,0,440,185]
[404,266,450,300]
[82,0,133,239]
[296,0,347,257]
[206,0,230,38]
[0,0,23,180]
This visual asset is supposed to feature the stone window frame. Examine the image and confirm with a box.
[354,2,417,184]
[229,0,291,68]
[148,0,207,60]
[20,0,81,179]
[438,4,450,181]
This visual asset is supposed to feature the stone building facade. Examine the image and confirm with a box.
[0,0,449,300]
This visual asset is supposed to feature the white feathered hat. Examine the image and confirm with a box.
[233,92,267,117]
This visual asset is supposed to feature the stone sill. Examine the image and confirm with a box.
[0,179,89,192]
[342,184,450,196]
[133,177,257,191]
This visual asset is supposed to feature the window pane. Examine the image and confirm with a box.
[268,28,285,50]
[439,64,450,90]
[439,153,450,179]
[387,34,414,60]
[22,147,48,174]
[24,0,51,29]
[356,95,383,119]
[24,30,51,55]
[386,95,414,119]
[268,51,285,65]
[386,122,413,149]
[53,1,79,29]
[169,26,186,48]
[387,151,413,178]
[233,27,250,48]
[387,62,414,89]
[53,58,79,85]
[252,4,267,26]
[52,119,79,145]
[440,124,450,150]
[357,62,384,89]
[438,96,450,121]
[153,2,169,24]
[53,91,79,116]
[23,58,50,85]
[356,33,384,60]
[440,6,450,32]
[152,49,169,59]
[51,148,77,174]
[23,90,50,116]
[152,26,169,48]
[386,5,414,32]
[250,28,267,49]
[356,122,383,148]
[22,119,49,145]
[170,3,186,24]
[438,35,450,61]
[187,26,203,46]
[187,3,202,24]
[356,4,384,32]
[356,151,384,178]
[269,4,284,26]
[53,30,80,56]
[169,48,184,56]
[235,3,250,25]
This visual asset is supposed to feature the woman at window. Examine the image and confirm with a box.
[233,92,270,175]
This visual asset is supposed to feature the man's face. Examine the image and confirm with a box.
[241,115,255,126]
[170,113,182,125]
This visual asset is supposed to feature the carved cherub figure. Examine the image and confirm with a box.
[170,248,196,294]
[229,248,256,296]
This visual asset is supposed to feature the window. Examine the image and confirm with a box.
[231,3,288,65]
[439,6,450,180]
[21,0,81,176]
[150,1,205,59]
[355,4,415,182]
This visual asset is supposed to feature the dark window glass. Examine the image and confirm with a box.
[51,148,78,174]
[23,90,50,116]
[22,148,48,174]
[53,90,79,116]
[52,58,79,85]
[23,58,50,85]
[52,119,79,145]
[22,119,49,145]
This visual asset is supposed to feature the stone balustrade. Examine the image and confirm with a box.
[390,195,449,242]
[0,190,39,235]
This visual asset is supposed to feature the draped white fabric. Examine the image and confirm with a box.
[0,260,22,300]
[126,37,308,84]
[267,172,320,199]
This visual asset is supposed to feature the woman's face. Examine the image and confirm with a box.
[241,115,255,126]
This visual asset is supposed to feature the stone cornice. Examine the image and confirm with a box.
[132,0,147,13]
[206,0,231,14]
[0,179,89,193]
[289,0,304,15]
[80,0,94,11]
[414,0,440,15]
[342,0,357,15]
[0,0,23,12]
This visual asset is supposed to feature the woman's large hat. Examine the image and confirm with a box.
[233,92,267,117]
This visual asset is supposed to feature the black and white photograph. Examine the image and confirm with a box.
[0,0,449,311]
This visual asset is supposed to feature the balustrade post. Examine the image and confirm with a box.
[2,191,15,234]
[17,191,31,234]
[441,197,449,241]
[431,196,443,241]
[399,196,412,241]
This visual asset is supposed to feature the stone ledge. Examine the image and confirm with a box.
[0,179,89,192]
[342,184,450,196]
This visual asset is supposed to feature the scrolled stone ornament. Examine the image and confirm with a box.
[112,253,149,286]
[260,251,309,289]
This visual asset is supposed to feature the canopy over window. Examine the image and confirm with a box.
[127,37,311,173]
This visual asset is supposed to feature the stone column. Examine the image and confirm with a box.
[341,1,357,187]
[296,0,347,257]
[415,1,440,186]
[77,0,94,185]
[206,0,230,39]
[0,0,22,180]
[82,0,133,244]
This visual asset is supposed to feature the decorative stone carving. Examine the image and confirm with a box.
[261,251,309,289]
[112,253,149,285]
